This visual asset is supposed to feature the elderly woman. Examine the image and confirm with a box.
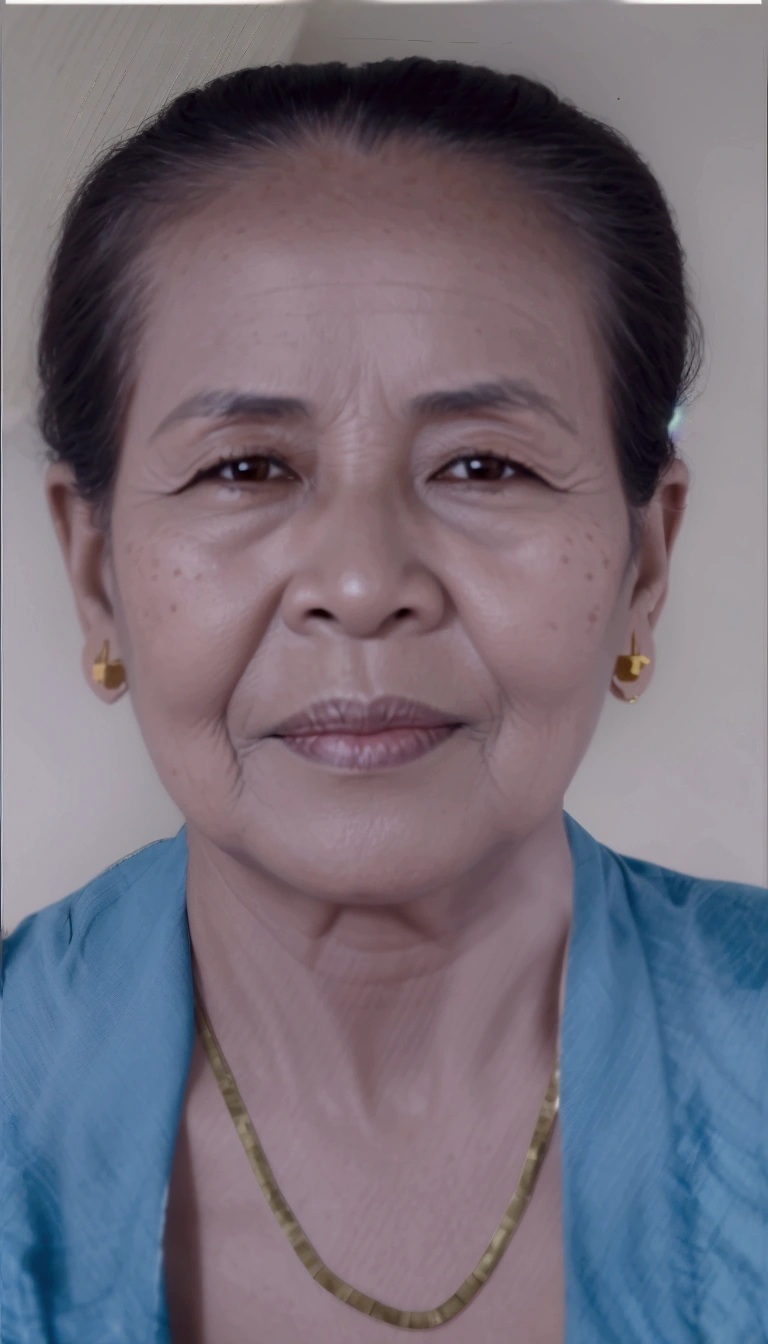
[2,55,766,1344]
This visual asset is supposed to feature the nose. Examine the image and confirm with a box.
[278,495,448,641]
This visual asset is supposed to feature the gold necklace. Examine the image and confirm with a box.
[194,987,560,1331]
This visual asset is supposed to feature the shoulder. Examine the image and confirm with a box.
[1,827,191,1144]
[1,833,193,1340]
[1,829,188,998]
[610,843,768,991]
[565,810,768,1081]
[565,811,768,993]
[598,840,768,1089]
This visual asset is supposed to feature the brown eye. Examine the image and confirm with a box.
[190,451,534,490]
[195,455,296,485]
[435,454,534,483]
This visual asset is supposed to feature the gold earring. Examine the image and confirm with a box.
[613,632,650,703]
[92,640,126,691]
[91,635,647,701]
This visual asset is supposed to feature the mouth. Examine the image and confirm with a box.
[273,723,461,771]
[269,695,463,738]
[268,696,464,771]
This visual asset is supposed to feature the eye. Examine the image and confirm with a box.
[433,453,536,485]
[192,454,297,486]
[190,450,537,490]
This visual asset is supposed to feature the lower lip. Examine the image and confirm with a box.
[273,724,459,770]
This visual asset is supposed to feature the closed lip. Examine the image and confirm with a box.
[269,696,463,737]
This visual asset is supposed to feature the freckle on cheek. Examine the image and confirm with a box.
[586,532,594,542]
[173,568,181,577]
[560,555,570,564]
[586,573,594,580]
[170,604,177,613]
[547,622,559,631]
[602,557,610,569]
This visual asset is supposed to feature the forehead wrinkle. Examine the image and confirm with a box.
[147,275,577,321]
[131,205,606,463]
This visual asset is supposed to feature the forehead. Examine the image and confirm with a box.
[129,144,608,435]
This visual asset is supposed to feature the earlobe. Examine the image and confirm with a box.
[84,640,128,702]
[611,629,653,704]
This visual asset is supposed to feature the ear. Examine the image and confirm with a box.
[609,457,691,704]
[45,462,128,703]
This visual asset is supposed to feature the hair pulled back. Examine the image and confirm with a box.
[37,56,703,557]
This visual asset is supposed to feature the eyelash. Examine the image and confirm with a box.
[192,452,537,489]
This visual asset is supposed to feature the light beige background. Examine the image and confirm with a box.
[3,4,766,932]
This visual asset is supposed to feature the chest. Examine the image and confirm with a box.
[163,1036,565,1344]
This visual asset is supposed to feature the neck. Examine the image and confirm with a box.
[184,813,572,1119]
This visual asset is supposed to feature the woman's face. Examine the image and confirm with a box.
[49,140,689,903]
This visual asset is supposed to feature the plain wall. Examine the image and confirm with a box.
[3,3,766,933]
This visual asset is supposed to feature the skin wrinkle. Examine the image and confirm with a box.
[45,141,691,1342]
[51,139,688,967]
[148,374,580,444]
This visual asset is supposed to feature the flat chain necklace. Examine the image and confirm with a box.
[195,983,559,1338]
[193,987,560,1331]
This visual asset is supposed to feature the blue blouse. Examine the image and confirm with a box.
[2,812,767,1343]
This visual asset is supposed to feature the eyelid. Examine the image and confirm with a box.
[437,452,536,476]
[192,449,537,486]
[192,452,296,483]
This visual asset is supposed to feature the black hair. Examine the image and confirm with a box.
[37,56,703,559]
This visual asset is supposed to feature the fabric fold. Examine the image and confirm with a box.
[2,814,766,1343]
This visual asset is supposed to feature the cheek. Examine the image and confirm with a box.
[469,530,619,690]
[118,543,190,644]
[559,529,617,638]
[117,542,254,720]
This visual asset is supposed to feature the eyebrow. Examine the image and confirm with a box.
[149,376,577,442]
